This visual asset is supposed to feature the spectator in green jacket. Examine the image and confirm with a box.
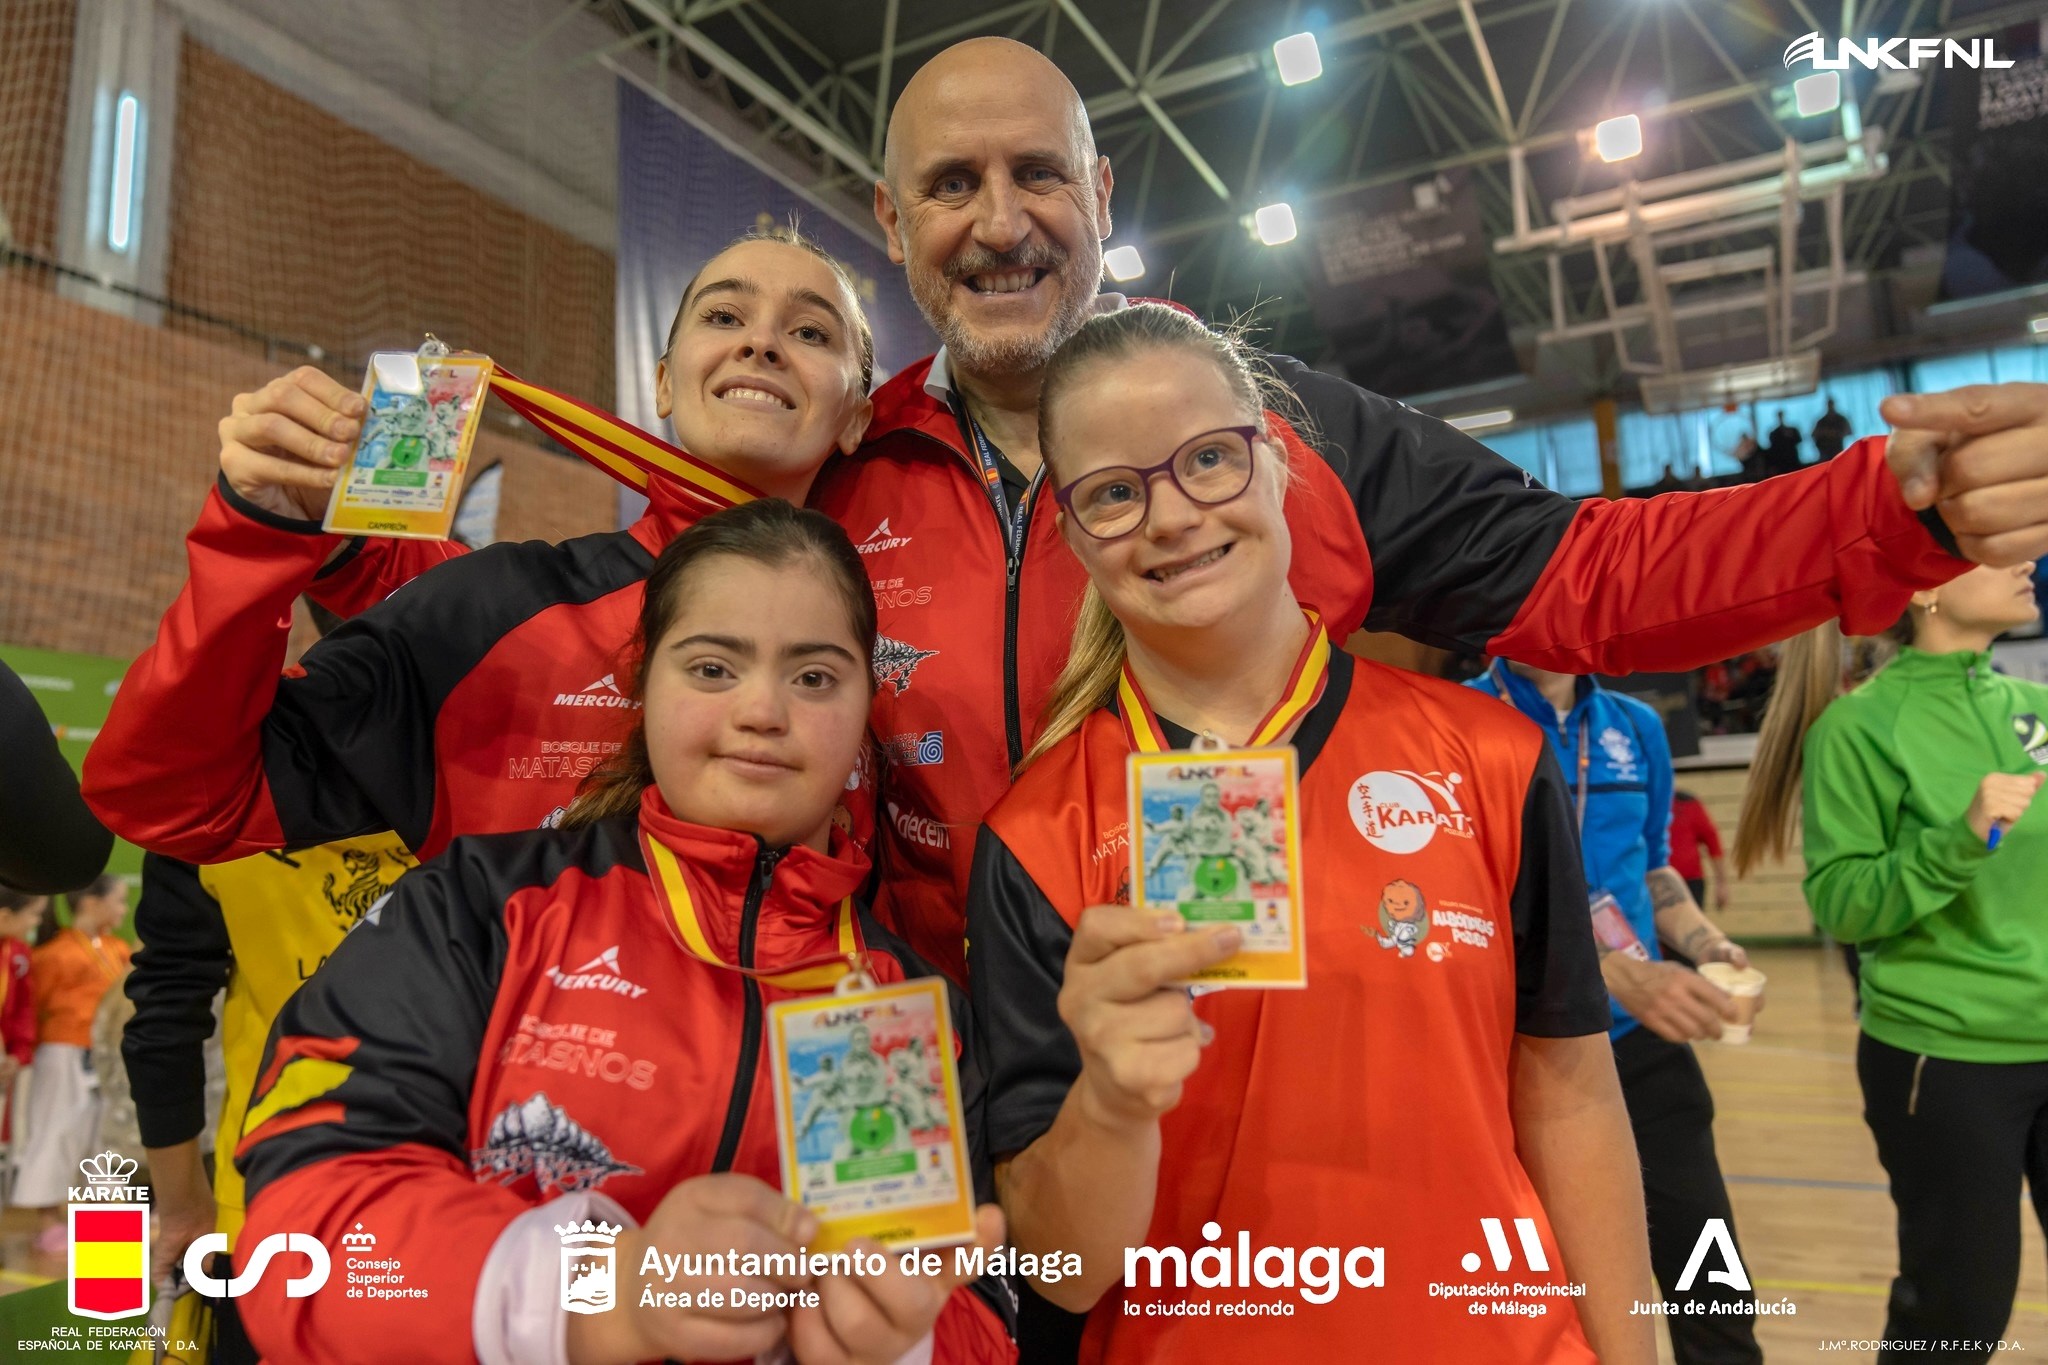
[1736,561,2047,1365]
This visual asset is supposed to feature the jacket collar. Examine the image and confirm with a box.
[1886,646,1997,679]
[1483,660,1597,728]
[624,468,738,558]
[636,787,870,970]
[863,354,968,454]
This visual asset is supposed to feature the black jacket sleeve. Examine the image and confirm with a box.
[123,854,233,1148]
[1509,742,1612,1037]
[0,660,114,894]
[1266,352,1578,651]
[262,534,649,851]
[964,827,1083,1161]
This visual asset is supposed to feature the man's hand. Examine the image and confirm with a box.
[219,367,366,522]
[1603,956,1738,1044]
[787,1205,1006,1365]
[1882,385,2048,564]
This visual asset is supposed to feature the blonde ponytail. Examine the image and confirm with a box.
[1732,622,1845,875]
[1020,585,1127,773]
[1734,602,1924,874]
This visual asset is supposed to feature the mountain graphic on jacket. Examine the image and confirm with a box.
[472,1091,642,1194]
[871,636,938,695]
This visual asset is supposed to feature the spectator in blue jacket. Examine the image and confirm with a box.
[1468,661,1761,1365]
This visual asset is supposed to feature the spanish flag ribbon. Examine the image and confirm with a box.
[485,369,762,509]
[1117,608,1330,754]
[642,832,863,992]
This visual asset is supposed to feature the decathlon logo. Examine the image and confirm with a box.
[1675,1218,1751,1293]
[1784,30,2012,69]
[1461,1217,1550,1274]
[184,1233,331,1299]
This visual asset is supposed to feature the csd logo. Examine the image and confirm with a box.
[184,1232,330,1298]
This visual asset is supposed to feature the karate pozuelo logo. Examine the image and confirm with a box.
[67,1151,150,1320]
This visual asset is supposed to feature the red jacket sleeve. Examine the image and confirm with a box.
[1487,438,1965,671]
[1271,346,1968,671]
[306,533,467,619]
[82,483,463,862]
[1696,803,1724,859]
[237,1146,525,1364]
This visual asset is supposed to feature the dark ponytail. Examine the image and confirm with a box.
[559,500,877,828]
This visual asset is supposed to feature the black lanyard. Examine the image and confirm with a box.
[963,409,1033,558]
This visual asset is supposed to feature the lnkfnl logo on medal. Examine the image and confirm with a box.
[67,1151,150,1320]
[560,1218,622,1313]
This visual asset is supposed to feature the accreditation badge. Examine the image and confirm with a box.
[766,976,977,1253]
[1589,889,1650,960]
[1127,746,1307,988]
[322,341,494,540]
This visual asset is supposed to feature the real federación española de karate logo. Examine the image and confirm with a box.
[68,1152,150,1320]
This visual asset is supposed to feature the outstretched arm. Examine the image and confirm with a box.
[1269,353,2009,672]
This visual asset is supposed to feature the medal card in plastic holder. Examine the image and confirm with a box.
[1128,747,1306,988]
[767,977,978,1253]
[322,347,493,540]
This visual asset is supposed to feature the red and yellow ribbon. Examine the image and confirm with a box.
[486,368,762,508]
[642,833,861,991]
[1116,608,1331,753]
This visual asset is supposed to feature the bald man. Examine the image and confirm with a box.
[809,36,2048,989]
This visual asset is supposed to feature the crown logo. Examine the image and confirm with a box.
[555,1219,622,1248]
[78,1152,138,1185]
[340,1222,377,1250]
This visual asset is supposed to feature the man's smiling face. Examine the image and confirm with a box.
[877,38,1113,379]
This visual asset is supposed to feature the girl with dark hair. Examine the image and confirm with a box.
[1736,562,2048,1361]
[970,305,1653,1362]
[233,502,1013,1365]
[16,873,130,1253]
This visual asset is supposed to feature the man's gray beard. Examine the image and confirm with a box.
[911,267,1096,380]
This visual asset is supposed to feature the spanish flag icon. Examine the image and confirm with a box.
[69,1205,150,1320]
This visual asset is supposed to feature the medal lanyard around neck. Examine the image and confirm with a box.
[964,410,1033,558]
[1489,661,1591,831]
[641,834,866,992]
[1118,610,1331,753]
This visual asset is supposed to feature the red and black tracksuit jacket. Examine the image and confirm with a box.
[811,351,1966,979]
[968,650,1610,1362]
[81,472,881,866]
[233,788,1014,1364]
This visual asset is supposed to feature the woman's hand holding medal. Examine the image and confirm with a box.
[217,366,366,521]
[1060,904,1239,1128]
[786,1205,1006,1365]
[566,1172,818,1365]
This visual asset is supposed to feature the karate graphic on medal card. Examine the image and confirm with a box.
[1128,747,1307,988]
[767,977,977,1253]
[322,341,494,541]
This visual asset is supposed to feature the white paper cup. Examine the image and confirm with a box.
[1698,962,1766,1044]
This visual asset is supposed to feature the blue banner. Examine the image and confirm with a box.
[615,81,932,463]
